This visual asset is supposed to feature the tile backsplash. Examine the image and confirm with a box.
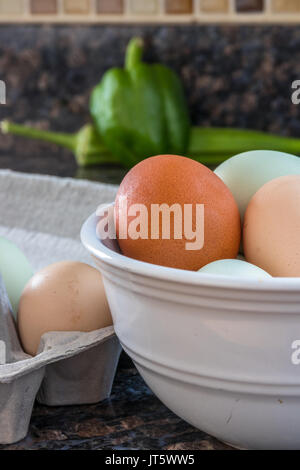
[31,0,58,14]
[0,0,300,23]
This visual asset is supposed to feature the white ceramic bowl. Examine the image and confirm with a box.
[81,204,300,450]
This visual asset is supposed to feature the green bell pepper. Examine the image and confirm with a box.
[90,38,190,167]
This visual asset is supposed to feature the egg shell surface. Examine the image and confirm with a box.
[115,154,241,271]
[215,150,300,221]
[244,175,300,277]
[18,261,112,356]
[198,258,271,279]
[0,237,33,317]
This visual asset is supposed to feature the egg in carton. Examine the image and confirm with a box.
[0,276,121,445]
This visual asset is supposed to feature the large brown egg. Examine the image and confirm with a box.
[18,261,112,356]
[115,155,241,271]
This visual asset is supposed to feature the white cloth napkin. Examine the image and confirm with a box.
[0,170,118,270]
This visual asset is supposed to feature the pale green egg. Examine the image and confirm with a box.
[215,150,300,222]
[198,259,271,280]
[0,237,33,318]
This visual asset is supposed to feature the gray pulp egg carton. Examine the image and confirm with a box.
[0,170,121,444]
[0,278,122,445]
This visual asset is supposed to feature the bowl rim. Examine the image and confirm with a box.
[81,203,300,292]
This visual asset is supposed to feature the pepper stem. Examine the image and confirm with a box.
[1,120,76,151]
[125,37,144,71]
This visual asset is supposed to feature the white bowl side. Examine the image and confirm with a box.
[81,204,300,450]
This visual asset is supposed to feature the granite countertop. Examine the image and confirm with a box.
[0,367,232,451]
[1,24,300,171]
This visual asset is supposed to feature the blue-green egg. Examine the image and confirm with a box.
[0,237,33,317]
[198,259,271,280]
[215,150,300,222]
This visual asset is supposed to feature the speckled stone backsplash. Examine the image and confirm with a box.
[1,24,300,175]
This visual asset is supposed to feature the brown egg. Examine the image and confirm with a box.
[244,175,300,277]
[115,155,241,271]
[18,261,112,356]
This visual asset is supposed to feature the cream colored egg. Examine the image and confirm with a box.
[18,261,112,356]
[244,175,300,277]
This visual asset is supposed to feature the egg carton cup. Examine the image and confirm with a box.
[0,278,121,444]
[0,171,121,445]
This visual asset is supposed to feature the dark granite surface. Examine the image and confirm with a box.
[0,365,232,451]
[1,23,299,450]
[1,24,300,181]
